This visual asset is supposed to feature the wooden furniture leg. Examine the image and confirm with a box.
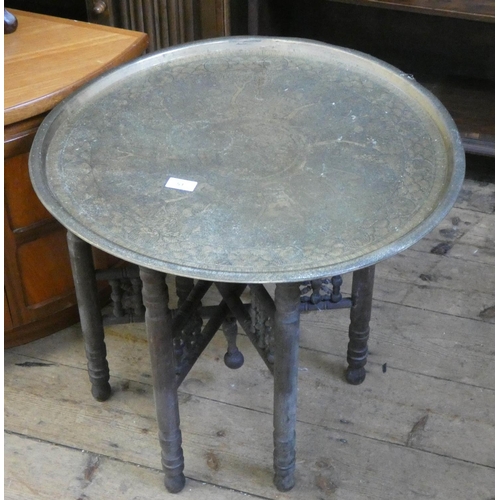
[222,314,244,369]
[67,231,111,402]
[273,282,301,491]
[346,265,375,385]
[139,267,185,493]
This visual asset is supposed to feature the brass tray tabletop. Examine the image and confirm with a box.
[29,37,465,283]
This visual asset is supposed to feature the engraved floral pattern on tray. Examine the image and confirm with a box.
[42,41,455,280]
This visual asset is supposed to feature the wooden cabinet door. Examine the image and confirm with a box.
[4,128,117,348]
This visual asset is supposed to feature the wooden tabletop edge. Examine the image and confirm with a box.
[4,14,148,125]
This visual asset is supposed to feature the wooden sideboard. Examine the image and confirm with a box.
[4,10,148,347]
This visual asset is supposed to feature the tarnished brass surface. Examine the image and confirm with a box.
[30,37,465,283]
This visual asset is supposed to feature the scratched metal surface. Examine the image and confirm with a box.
[30,37,464,283]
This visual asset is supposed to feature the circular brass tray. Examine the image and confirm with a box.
[30,37,465,283]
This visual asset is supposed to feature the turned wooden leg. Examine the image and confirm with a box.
[67,231,111,402]
[346,265,375,385]
[140,267,185,493]
[273,282,301,491]
[175,276,195,306]
[222,315,244,369]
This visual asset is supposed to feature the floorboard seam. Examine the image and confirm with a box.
[296,344,494,390]
[372,297,494,323]
[7,342,494,394]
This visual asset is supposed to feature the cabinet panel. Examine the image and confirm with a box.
[5,153,52,230]
[17,229,75,307]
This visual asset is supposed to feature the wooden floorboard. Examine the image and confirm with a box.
[5,432,255,500]
[4,178,494,499]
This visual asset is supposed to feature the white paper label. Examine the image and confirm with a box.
[165,177,198,192]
